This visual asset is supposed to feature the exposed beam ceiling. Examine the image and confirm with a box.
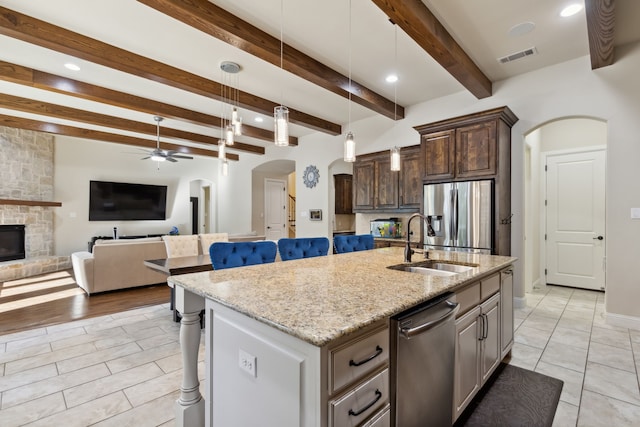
[0,93,264,155]
[371,0,492,99]
[585,0,616,70]
[0,114,239,160]
[0,6,341,135]
[0,61,297,146]
[136,0,405,121]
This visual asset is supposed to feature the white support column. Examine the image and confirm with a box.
[175,285,205,427]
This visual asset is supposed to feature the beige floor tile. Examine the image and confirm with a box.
[83,314,150,334]
[549,326,591,350]
[514,325,553,349]
[521,313,559,334]
[630,330,640,344]
[588,341,636,373]
[536,360,584,406]
[552,400,578,427]
[56,342,142,374]
[583,362,640,406]
[123,368,182,407]
[64,362,163,408]
[0,392,66,427]
[2,363,110,409]
[26,391,132,427]
[556,317,593,333]
[106,341,181,374]
[540,341,588,373]
[578,390,640,427]
[0,342,51,365]
[91,390,179,427]
[5,326,86,352]
[49,326,125,351]
[0,327,46,345]
[508,342,543,370]
[0,364,57,394]
[45,315,112,334]
[136,332,178,351]
[533,305,565,319]
[562,306,595,321]
[591,326,631,350]
[4,342,96,375]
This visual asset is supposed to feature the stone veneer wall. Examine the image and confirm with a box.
[0,126,70,281]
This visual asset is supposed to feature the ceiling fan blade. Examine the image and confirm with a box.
[166,157,178,162]
[140,156,151,160]
[171,155,194,159]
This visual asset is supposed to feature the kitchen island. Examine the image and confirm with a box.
[169,247,515,426]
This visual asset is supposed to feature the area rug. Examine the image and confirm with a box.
[456,363,564,427]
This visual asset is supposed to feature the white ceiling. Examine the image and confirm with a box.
[0,0,638,157]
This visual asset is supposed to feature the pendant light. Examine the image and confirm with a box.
[389,23,401,172]
[220,61,242,145]
[343,0,356,163]
[221,159,229,176]
[274,0,289,146]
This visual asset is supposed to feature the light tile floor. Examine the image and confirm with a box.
[512,285,640,426]
[1,286,639,426]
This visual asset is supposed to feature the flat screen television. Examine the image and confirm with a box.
[89,180,168,221]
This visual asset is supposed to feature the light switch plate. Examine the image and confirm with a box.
[631,208,640,219]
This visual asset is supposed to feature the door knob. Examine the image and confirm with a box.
[593,235,603,240]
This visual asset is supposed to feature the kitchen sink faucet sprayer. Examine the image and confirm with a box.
[404,213,436,263]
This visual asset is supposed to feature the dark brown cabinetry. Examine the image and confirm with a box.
[415,106,518,256]
[333,174,353,214]
[352,147,421,213]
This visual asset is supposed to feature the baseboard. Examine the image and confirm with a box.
[606,312,640,331]
[514,296,527,309]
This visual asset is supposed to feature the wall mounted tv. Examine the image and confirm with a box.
[89,180,168,221]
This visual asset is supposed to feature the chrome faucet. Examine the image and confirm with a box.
[404,213,436,263]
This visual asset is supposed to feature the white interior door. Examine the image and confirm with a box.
[545,149,606,290]
[265,179,287,240]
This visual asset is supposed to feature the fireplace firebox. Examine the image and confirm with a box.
[0,225,26,262]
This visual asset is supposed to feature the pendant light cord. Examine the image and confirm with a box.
[348,0,352,130]
[394,24,397,123]
[280,0,284,107]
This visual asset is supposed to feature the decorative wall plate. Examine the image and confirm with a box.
[303,165,320,188]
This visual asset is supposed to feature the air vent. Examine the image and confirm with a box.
[497,47,538,64]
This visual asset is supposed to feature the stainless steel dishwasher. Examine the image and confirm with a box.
[390,292,459,427]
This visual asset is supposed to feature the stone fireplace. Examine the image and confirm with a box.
[0,126,70,281]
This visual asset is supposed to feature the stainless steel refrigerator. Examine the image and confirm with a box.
[423,180,493,254]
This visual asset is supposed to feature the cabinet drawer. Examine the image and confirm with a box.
[329,368,389,427]
[330,327,389,393]
[455,282,480,317]
[362,403,391,427]
[481,274,500,301]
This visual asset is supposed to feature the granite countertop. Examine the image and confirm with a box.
[168,247,516,347]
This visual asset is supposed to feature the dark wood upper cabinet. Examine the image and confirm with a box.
[399,146,422,209]
[456,121,497,178]
[421,130,455,181]
[353,159,376,211]
[374,156,399,210]
[334,174,353,214]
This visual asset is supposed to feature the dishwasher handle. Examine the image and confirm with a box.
[399,300,459,339]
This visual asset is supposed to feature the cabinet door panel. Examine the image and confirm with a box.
[456,122,497,178]
[500,269,514,358]
[399,147,422,209]
[374,158,398,210]
[480,294,501,384]
[454,306,481,420]
[334,174,353,214]
[422,130,455,181]
[353,160,375,210]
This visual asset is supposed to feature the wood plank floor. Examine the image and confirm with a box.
[0,269,171,335]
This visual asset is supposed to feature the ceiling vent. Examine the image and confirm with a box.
[497,47,538,64]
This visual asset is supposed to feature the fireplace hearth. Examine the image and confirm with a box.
[0,225,26,262]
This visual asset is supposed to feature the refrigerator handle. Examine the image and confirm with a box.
[452,188,459,240]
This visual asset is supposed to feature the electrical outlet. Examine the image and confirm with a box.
[631,208,640,219]
[238,349,257,377]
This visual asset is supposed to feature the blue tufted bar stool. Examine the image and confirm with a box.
[209,241,277,270]
[333,234,375,254]
[277,237,330,261]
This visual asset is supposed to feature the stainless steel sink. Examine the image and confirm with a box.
[387,260,478,276]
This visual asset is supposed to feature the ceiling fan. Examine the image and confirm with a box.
[141,116,194,163]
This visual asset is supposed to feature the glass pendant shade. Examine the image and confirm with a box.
[390,146,401,171]
[225,124,235,145]
[218,140,226,160]
[233,116,242,136]
[344,132,356,162]
[274,105,289,146]
[221,159,229,176]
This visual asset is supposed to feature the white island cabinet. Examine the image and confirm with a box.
[169,247,516,427]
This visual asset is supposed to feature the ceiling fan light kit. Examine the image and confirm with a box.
[143,115,193,165]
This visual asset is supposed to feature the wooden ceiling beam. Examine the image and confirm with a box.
[0,60,297,146]
[585,0,615,70]
[0,6,340,135]
[0,93,264,155]
[370,0,492,99]
[137,0,404,120]
[0,114,239,160]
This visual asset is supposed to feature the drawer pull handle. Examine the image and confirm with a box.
[349,345,383,367]
[348,389,382,417]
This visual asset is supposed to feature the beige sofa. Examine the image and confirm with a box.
[71,237,168,295]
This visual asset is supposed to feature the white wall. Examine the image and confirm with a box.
[53,136,220,255]
[216,41,640,319]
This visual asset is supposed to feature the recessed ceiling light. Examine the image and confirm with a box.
[385,74,398,83]
[508,22,536,37]
[64,63,80,71]
[560,4,583,17]
[254,117,264,123]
